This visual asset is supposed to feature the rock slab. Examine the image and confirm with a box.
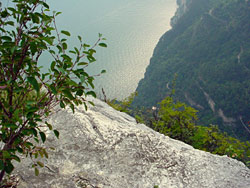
[15,98,250,188]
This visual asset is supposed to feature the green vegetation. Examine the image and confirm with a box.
[108,91,250,167]
[154,96,198,144]
[153,96,250,166]
[133,0,250,140]
[0,0,106,183]
[107,92,137,114]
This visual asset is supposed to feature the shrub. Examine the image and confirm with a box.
[0,0,106,182]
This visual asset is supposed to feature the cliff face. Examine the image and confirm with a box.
[14,98,250,188]
[170,0,193,27]
[133,0,250,140]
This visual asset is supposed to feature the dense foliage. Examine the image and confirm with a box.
[153,96,250,167]
[133,0,250,140]
[0,0,106,183]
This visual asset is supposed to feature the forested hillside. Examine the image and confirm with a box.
[133,0,250,140]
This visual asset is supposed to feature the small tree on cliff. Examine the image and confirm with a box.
[153,96,198,144]
[0,0,106,182]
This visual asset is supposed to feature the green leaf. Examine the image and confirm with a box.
[78,62,88,66]
[87,55,96,63]
[99,43,107,48]
[58,67,65,74]
[61,30,71,36]
[49,49,55,55]
[88,101,95,106]
[1,10,8,18]
[78,35,82,41]
[88,80,95,89]
[101,70,106,74]
[35,168,39,176]
[45,121,53,130]
[57,44,62,52]
[11,46,18,54]
[49,85,57,95]
[27,77,40,93]
[54,130,59,139]
[2,151,11,159]
[44,150,49,158]
[34,137,39,143]
[5,123,18,130]
[16,146,23,154]
[83,43,90,48]
[62,90,74,100]
[1,36,12,41]
[74,47,79,55]
[39,132,46,143]
[5,161,14,174]
[62,42,67,50]
[84,102,88,111]
[37,161,44,167]
[42,2,50,9]
[0,160,4,170]
[30,42,37,55]
[50,147,55,150]
[55,12,62,16]
[61,54,71,61]
[12,155,21,162]
[86,91,96,98]
[24,142,33,148]
[60,101,65,108]
[30,128,38,137]
[7,7,16,12]
[76,89,84,96]
[42,37,53,45]
[50,61,56,71]
[80,75,85,83]
[30,13,40,24]
[5,21,14,26]
[70,103,75,113]
[38,150,44,158]
[69,50,76,54]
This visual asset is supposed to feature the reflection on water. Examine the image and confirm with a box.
[44,0,177,99]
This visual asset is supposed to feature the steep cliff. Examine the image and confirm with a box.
[170,0,193,27]
[133,0,250,140]
[14,98,250,188]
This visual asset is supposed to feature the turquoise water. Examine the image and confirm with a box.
[46,0,177,99]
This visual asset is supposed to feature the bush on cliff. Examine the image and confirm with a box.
[115,93,250,168]
[152,96,250,168]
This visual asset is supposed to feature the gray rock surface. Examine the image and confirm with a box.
[15,98,250,188]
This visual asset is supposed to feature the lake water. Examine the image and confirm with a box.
[46,0,177,99]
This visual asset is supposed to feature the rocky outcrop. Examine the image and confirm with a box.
[15,98,250,188]
[170,0,193,27]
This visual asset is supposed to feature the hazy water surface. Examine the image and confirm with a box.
[46,0,177,99]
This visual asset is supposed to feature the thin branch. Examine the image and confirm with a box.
[3,119,29,151]
[52,14,65,54]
